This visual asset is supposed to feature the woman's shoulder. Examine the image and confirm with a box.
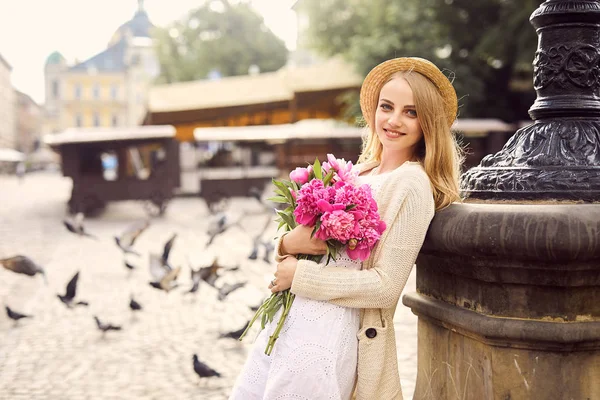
[393,162,430,182]
[387,163,434,201]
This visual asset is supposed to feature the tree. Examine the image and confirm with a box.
[299,0,543,122]
[153,0,288,83]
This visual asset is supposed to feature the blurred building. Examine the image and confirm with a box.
[15,90,43,153]
[43,0,159,134]
[144,57,363,142]
[0,53,15,149]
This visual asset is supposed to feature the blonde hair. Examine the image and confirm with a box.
[358,70,463,210]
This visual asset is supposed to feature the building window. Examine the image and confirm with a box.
[75,114,82,127]
[52,80,60,98]
[93,84,100,100]
[101,151,118,181]
[93,113,101,127]
[111,114,118,127]
[110,85,118,100]
[74,84,82,100]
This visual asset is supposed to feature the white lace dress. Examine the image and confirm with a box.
[230,173,386,400]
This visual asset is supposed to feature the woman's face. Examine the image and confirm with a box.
[374,77,423,160]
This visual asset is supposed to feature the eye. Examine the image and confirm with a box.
[406,109,417,117]
[379,103,392,111]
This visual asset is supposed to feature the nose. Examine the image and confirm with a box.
[387,112,403,127]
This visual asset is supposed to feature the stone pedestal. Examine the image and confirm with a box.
[403,203,600,399]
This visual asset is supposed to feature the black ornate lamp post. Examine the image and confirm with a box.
[403,1,600,398]
[462,0,600,201]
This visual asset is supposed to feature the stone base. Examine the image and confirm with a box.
[404,202,600,399]
[411,315,600,400]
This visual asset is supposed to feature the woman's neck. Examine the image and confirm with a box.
[377,152,417,174]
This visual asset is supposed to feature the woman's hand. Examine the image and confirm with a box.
[281,225,327,256]
[269,256,298,293]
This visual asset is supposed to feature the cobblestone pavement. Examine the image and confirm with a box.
[0,172,418,400]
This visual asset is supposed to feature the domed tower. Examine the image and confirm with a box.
[44,51,67,133]
[108,0,153,47]
[112,0,159,125]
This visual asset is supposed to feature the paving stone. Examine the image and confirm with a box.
[0,171,419,399]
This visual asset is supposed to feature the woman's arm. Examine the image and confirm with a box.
[290,176,435,309]
[273,225,327,262]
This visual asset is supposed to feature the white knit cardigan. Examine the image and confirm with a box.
[275,161,435,399]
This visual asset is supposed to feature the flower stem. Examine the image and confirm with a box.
[265,290,295,355]
[238,293,275,341]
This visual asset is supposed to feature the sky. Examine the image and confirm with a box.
[0,0,298,105]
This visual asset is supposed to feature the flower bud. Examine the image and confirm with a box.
[348,238,358,250]
[289,167,310,185]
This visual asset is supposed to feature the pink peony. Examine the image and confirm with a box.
[322,154,358,185]
[289,167,310,185]
[294,179,333,226]
[316,210,355,242]
[290,154,386,261]
[347,240,372,261]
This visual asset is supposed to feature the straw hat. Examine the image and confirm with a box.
[359,57,457,128]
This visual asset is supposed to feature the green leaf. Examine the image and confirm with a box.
[276,209,296,229]
[273,180,294,204]
[267,195,289,204]
[279,179,295,188]
[311,220,321,239]
[273,188,288,199]
[277,220,287,231]
[345,204,357,211]
[283,205,294,214]
[322,169,335,186]
[313,157,322,180]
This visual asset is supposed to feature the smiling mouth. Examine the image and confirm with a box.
[384,128,405,138]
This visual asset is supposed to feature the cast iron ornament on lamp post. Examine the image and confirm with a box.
[461,0,600,201]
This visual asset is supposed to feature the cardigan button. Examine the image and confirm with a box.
[365,328,377,338]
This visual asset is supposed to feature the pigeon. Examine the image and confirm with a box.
[217,281,247,301]
[161,233,177,266]
[197,258,223,288]
[262,241,275,264]
[205,213,242,248]
[115,220,150,256]
[248,186,264,202]
[219,320,250,340]
[149,266,181,293]
[124,260,136,271]
[192,354,221,378]
[248,217,274,262]
[0,255,47,284]
[187,266,202,294]
[129,296,142,311]
[148,233,177,278]
[94,316,122,334]
[149,254,169,281]
[57,271,89,308]
[247,246,258,260]
[63,212,97,239]
[5,306,32,324]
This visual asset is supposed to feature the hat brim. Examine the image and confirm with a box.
[359,57,457,128]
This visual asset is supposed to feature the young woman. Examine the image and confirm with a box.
[230,57,463,400]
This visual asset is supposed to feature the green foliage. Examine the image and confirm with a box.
[153,0,288,83]
[299,0,544,122]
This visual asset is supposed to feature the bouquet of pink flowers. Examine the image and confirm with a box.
[239,154,386,355]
